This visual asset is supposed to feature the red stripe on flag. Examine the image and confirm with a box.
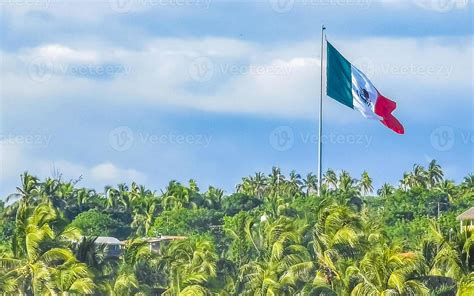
[374,93,405,134]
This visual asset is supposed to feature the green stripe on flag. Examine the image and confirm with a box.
[326,41,353,109]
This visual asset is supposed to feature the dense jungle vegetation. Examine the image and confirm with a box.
[0,160,473,295]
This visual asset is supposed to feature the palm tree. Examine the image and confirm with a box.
[238,217,312,295]
[349,244,428,295]
[161,181,196,210]
[460,174,474,196]
[105,265,144,296]
[239,245,312,295]
[338,170,358,196]
[117,183,134,213]
[0,272,18,294]
[302,173,318,196]
[287,170,303,197]
[74,188,95,212]
[188,179,200,193]
[105,186,120,209]
[457,272,474,295]
[377,183,394,198]
[132,195,159,236]
[237,173,268,199]
[422,220,468,282]
[73,236,115,276]
[203,186,224,209]
[359,171,373,195]
[39,177,60,203]
[0,203,93,295]
[311,204,364,294]
[412,164,428,189]
[162,237,217,295]
[268,167,285,198]
[53,261,95,295]
[252,172,268,199]
[435,180,457,203]
[6,172,40,206]
[399,172,411,191]
[323,169,338,190]
[427,160,444,188]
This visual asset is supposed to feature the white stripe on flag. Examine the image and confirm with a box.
[351,65,381,120]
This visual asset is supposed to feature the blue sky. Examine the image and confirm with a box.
[1,0,473,197]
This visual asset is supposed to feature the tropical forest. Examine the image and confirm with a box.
[0,160,473,295]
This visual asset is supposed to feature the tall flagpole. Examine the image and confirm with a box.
[317,25,326,196]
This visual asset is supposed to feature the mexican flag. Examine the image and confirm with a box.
[326,41,405,134]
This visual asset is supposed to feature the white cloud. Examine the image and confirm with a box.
[0,140,147,193]
[90,162,146,184]
[1,36,472,123]
[32,44,99,62]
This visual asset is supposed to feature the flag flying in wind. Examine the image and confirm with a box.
[326,41,405,134]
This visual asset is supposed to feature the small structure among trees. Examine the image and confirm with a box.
[144,235,186,254]
[94,236,124,257]
[457,207,474,232]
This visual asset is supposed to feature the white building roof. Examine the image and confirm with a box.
[94,236,123,245]
[457,207,474,221]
